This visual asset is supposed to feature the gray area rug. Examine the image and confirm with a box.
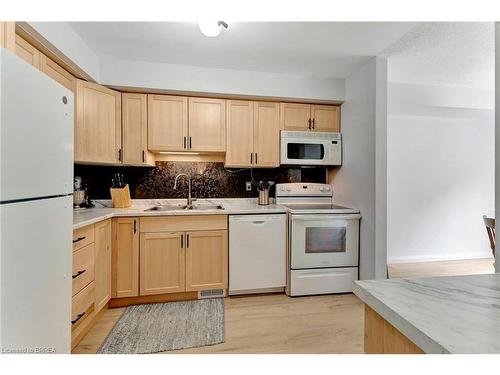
[98,298,225,354]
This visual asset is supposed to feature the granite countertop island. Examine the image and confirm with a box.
[353,273,500,354]
[73,198,288,229]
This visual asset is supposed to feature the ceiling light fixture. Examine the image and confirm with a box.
[198,21,228,37]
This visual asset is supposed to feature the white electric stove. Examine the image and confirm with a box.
[276,183,361,296]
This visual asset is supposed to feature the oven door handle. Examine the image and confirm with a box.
[291,214,361,221]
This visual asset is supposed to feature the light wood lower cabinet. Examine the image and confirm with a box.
[140,232,185,295]
[137,215,228,296]
[112,218,139,298]
[94,219,112,311]
[186,230,228,291]
[364,305,424,354]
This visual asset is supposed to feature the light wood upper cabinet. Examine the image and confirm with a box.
[188,97,226,152]
[186,230,228,292]
[280,103,311,131]
[140,232,185,295]
[0,22,15,51]
[14,34,41,68]
[39,54,75,92]
[148,95,187,151]
[311,105,340,132]
[254,102,280,167]
[225,100,254,167]
[75,80,122,164]
[225,100,279,168]
[94,219,112,311]
[112,218,139,298]
[281,102,340,132]
[122,93,155,166]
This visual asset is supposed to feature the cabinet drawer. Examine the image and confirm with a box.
[71,281,95,330]
[73,225,95,251]
[140,215,227,233]
[72,243,95,296]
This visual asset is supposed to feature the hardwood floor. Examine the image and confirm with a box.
[388,257,495,279]
[74,257,496,354]
[73,293,365,354]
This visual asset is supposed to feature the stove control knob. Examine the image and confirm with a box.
[286,188,292,192]
[319,187,324,192]
[279,186,284,191]
[326,187,331,192]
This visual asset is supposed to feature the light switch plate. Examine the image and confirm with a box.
[246,182,252,191]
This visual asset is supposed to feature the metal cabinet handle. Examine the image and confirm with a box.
[71,312,85,325]
[118,148,122,162]
[189,136,192,149]
[312,118,315,130]
[181,234,184,248]
[133,220,137,234]
[250,153,253,164]
[255,153,258,164]
[72,270,86,279]
[73,236,86,244]
[184,136,187,149]
[186,234,190,248]
[142,150,145,162]
[308,118,312,130]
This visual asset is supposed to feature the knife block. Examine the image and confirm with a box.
[110,184,132,208]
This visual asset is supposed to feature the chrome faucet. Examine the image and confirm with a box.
[173,173,196,209]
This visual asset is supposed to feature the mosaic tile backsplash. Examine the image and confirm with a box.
[75,162,327,200]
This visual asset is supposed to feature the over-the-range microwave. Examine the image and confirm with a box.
[280,131,342,166]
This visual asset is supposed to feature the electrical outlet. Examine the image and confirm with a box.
[246,181,252,191]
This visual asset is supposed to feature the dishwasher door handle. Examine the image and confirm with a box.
[251,221,266,225]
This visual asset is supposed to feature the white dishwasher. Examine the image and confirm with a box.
[229,214,287,295]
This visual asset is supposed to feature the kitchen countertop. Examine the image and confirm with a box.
[73,198,288,229]
[353,273,500,354]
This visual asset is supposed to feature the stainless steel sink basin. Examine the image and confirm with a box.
[145,204,224,212]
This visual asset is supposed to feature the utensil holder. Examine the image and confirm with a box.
[110,184,132,208]
[258,190,270,205]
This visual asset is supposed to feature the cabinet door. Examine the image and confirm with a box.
[112,218,139,298]
[94,219,112,311]
[311,105,340,132]
[15,34,41,68]
[225,100,254,168]
[122,93,155,166]
[280,103,311,131]
[0,22,15,51]
[148,95,187,151]
[188,97,226,152]
[75,80,122,164]
[186,230,228,292]
[140,232,185,295]
[39,54,75,92]
[254,101,280,168]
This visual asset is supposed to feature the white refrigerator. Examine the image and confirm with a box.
[0,48,73,353]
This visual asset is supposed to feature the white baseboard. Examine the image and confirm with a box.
[388,252,494,264]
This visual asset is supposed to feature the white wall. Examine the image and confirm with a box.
[332,57,388,280]
[99,57,345,101]
[28,22,101,81]
[387,114,494,263]
[28,22,345,102]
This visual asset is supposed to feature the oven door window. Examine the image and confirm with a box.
[287,143,324,160]
[305,227,346,253]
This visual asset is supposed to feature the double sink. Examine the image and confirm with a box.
[145,203,225,212]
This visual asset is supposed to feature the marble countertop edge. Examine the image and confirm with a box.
[353,281,450,354]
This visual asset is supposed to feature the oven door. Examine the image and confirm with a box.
[281,138,330,165]
[291,214,360,269]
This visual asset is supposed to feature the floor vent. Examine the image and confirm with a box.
[198,289,226,299]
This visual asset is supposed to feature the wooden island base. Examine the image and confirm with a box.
[364,305,424,354]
